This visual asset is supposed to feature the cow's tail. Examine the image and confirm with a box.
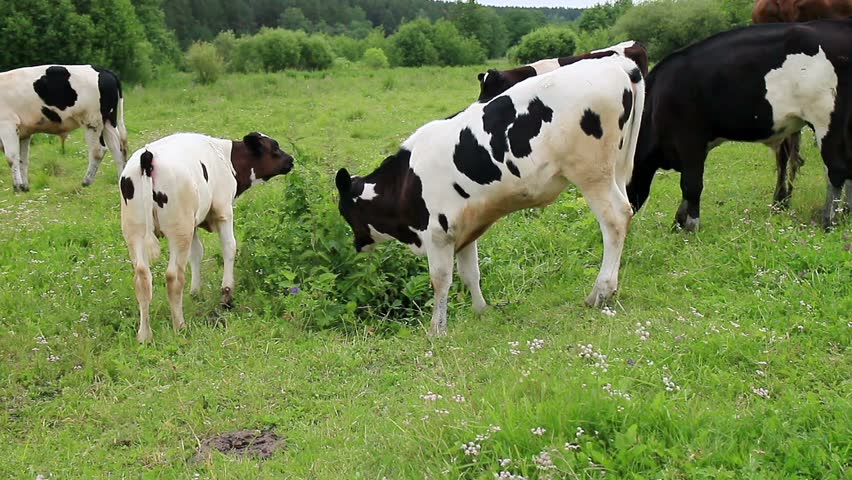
[121,150,160,264]
[618,62,646,200]
[116,81,128,162]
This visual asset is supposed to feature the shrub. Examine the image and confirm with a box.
[328,34,364,61]
[239,160,431,332]
[361,47,389,69]
[213,30,238,70]
[573,28,616,54]
[388,19,439,67]
[614,0,731,61]
[430,19,486,66]
[511,26,576,64]
[299,35,334,70]
[186,41,224,84]
[255,28,303,71]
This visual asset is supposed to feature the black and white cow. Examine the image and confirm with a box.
[476,41,649,103]
[120,132,294,342]
[336,55,644,336]
[0,65,128,191]
[627,19,852,230]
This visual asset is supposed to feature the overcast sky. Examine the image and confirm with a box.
[441,0,606,8]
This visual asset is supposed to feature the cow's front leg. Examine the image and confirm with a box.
[581,180,633,307]
[216,215,237,308]
[822,177,844,228]
[81,126,106,186]
[427,243,455,336]
[456,241,487,314]
[674,156,706,232]
[0,125,24,191]
[18,136,31,192]
[189,229,203,296]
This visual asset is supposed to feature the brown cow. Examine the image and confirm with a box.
[753,0,852,23]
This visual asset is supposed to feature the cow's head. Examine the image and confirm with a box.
[233,132,294,195]
[477,69,512,103]
[335,168,383,252]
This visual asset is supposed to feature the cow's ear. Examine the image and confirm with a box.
[335,168,351,194]
[477,72,485,83]
[243,132,264,155]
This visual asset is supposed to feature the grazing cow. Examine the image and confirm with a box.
[476,41,649,103]
[627,19,852,231]
[120,132,294,342]
[0,65,128,191]
[336,55,644,335]
[752,0,852,23]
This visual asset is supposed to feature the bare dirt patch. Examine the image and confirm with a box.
[193,429,284,463]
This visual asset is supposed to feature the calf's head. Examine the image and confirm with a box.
[232,132,294,195]
[335,168,385,253]
[477,69,512,103]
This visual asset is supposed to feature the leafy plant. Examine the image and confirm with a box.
[185,41,224,84]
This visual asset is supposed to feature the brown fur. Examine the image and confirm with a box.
[753,0,852,23]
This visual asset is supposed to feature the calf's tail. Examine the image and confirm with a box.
[121,150,160,263]
[619,63,646,197]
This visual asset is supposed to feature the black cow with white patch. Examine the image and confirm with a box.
[627,19,852,230]
[0,65,128,191]
[336,55,645,336]
[476,41,649,103]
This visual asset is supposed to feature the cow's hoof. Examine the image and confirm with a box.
[472,302,488,315]
[12,184,21,193]
[81,179,93,187]
[220,287,234,309]
[137,329,154,343]
[428,325,447,337]
[673,215,699,232]
[585,288,615,308]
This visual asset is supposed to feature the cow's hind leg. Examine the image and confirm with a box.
[819,129,849,228]
[102,123,126,176]
[189,229,203,296]
[82,126,106,186]
[427,243,455,336]
[0,124,24,191]
[164,228,193,331]
[578,179,633,307]
[125,233,154,342]
[673,142,707,232]
[773,133,801,209]
[457,240,487,314]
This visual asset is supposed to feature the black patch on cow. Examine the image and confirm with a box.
[33,66,78,110]
[438,214,449,232]
[619,89,633,130]
[453,182,470,199]
[201,162,209,182]
[453,127,501,185]
[506,160,521,177]
[120,177,134,204]
[94,67,122,127]
[99,134,105,147]
[580,109,603,139]
[140,150,154,177]
[628,67,642,84]
[557,50,616,67]
[619,138,624,150]
[482,95,516,163]
[153,191,168,208]
[41,107,61,123]
[508,97,554,158]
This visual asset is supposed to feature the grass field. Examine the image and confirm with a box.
[0,65,849,479]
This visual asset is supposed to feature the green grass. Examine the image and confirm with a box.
[0,65,850,479]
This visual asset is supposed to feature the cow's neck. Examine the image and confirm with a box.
[229,141,256,197]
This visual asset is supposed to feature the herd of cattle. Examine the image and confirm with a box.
[1,17,851,341]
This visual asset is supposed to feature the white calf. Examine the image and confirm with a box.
[120,132,293,342]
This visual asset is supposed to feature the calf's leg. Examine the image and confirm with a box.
[0,125,24,191]
[102,124,126,176]
[215,215,237,308]
[125,233,154,342]
[579,179,633,307]
[164,229,193,331]
[427,243,455,336]
[189,230,204,295]
[773,132,802,208]
[820,130,849,228]
[456,241,487,313]
[82,126,106,186]
[19,137,31,192]
[674,149,707,232]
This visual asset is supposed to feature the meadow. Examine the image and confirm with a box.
[0,65,849,479]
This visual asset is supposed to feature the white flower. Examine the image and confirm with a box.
[420,392,442,401]
[462,441,481,456]
[531,427,546,436]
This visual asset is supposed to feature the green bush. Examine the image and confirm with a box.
[614,0,731,61]
[185,41,224,84]
[328,34,364,61]
[299,35,334,70]
[361,47,389,69]
[256,28,303,71]
[389,19,439,67]
[239,160,432,332]
[573,28,617,54]
[511,26,577,64]
[213,30,238,70]
[430,19,486,66]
